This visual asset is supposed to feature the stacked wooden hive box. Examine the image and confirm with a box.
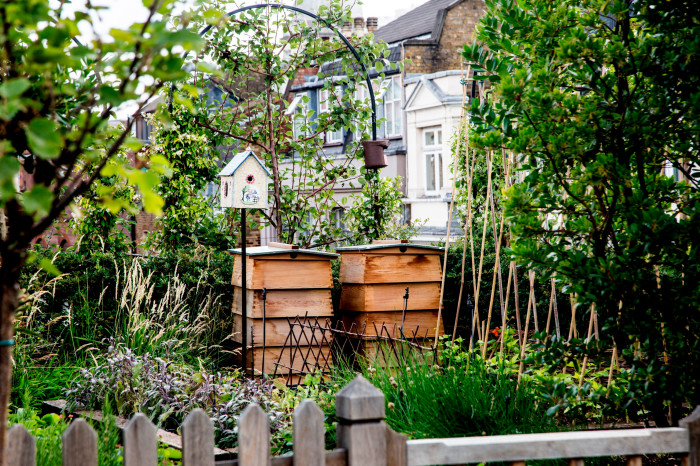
[337,241,445,358]
[230,245,337,376]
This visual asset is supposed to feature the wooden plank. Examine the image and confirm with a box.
[339,283,440,312]
[182,409,215,466]
[215,448,347,466]
[405,428,689,465]
[341,310,443,337]
[124,413,157,466]
[7,424,35,466]
[233,315,330,346]
[625,456,642,466]
[233,258,333,289]
[340,254,441,284]
[386,426,407,466]
[569,460,584,466]
[63,418,97,466]
[233,288,333,318]
[293,400,325,466]
[239,345,333,375]
[510,462,526,466]
[238,404,270,466]
[371,240,408,244]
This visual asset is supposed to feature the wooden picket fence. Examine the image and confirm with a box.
[7,375,700,466]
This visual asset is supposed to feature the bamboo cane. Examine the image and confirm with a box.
[552,279,561,340]
[530,270,539,333]
[500,261,514,357]
[517,276,534,384]
[546,278,555,338]
[513,262,522,346]
[568,293,578,341]
[607,346,618,390]
[578,303,597,388]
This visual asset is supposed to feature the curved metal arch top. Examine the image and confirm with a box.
[173,2,379,140]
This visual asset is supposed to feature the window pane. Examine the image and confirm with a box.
[394,105,402,133]
[437,130,442,145]
[425,130,435,146]
[437,153,443,190]
[426,153,436,191]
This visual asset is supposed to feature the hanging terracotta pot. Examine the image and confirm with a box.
[362,139,389,169]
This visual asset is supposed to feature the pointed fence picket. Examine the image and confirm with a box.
[6,375,700,465]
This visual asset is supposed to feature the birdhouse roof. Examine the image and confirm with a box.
[218,150,271,177]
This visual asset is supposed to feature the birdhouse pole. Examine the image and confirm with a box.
[240,207,248,373]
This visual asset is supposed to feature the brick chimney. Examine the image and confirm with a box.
[353,17,365,36]
[342,21,352,36]
[367,17,378,34]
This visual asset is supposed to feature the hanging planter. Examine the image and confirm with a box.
[362,139,389,169]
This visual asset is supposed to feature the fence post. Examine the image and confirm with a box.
[63,418,97,466]
[681,405,700,466]
[238,404,271,466]
[293,399,325,466]
[182,409,215,466]
[123,413,157,466]
[335,375,387,466]
[7,424,35,466]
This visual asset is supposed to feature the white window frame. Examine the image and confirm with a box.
[423,127,443,194]
[383,75,402,137]
[319,87,342,144]
[289,93,308,139]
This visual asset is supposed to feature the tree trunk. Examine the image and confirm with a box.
[0,248,26,466]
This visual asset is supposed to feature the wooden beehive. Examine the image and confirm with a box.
[337,241,445,350]
[229,245,337,376]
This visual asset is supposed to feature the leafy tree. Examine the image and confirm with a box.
[182,0,398,247]
[464,0,699,425]
[0,0,201,458]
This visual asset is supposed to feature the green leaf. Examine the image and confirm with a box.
[99,85,123,106]
[25,118,62,160]
[0,78,31,99]
[20,184,53,217]
[0,156,20,183]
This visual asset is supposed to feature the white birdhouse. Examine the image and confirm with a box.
[218,149,271,209]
